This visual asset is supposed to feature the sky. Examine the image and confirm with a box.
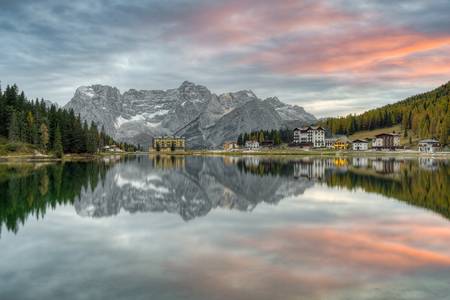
[0,0,449,117]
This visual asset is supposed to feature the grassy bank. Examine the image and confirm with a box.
[152,148,450,158]
[347,125,422,146]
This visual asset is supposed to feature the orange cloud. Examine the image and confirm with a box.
[252,29,450,76]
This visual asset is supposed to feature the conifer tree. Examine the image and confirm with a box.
[86,126,98,154]
[440,117,449,146]
[8,112,20,142]
[258,131,264,143]
[40,123,49,151]
[237,133,243,146]
[25,111,34,143]
[274,131,281,145]
[53,126,63,158]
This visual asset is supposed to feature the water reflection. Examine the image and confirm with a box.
[1,155,450,235]
[75,155,313,220]
[1,155,450,299]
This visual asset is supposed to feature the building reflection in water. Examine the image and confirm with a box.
[151,154,186,170]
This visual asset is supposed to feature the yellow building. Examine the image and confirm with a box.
[152,136,186,152]
[332,137,350,150]
[333,140,348,150]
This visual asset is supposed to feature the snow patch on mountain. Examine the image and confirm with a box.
[65,81,317,148]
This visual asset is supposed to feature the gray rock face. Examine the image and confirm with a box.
[64,81,317,148]
[263,96,316,122]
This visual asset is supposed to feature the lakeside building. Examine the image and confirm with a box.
[260,140,275,148]
[293,126,325,148]
[152,136,186,152]
[372,133,401,150]
[103,145,124,153]
[334,137,350,150]
[418,139,441,153]
[245,140,260,149]
[325,137,337,149]
[326,136,349,150]
[352,139,369,151]
[223,141,239,151]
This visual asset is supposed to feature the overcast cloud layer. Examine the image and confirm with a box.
[0,0,449,117]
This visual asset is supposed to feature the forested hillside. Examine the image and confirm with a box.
[236,128,293,146]
[321,81,450,145]
[0,83,136,156]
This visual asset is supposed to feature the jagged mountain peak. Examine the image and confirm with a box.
[74,85,120,100]
[65,82,317,149]
[264,96,283,107]
[178,80,197,89]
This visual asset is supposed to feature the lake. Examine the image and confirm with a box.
[1,155,450,300]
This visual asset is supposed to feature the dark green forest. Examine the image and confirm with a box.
[0,83,136,156]
[236,128,293,146]
[321,81,450,144]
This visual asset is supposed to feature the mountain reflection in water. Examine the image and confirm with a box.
[0,155,449,235]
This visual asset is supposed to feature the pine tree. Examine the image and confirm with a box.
[86,123,98,154]
[237,133,243,146]
[53,126,63,158]
[440,118,449,146]
[258,131,264,143]
[274,131,281,145]
[25,111,34,143]
[8,111,20,142]
[39,123,49,151]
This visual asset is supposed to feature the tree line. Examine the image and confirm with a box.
[0,83,137,156]
[320,81,450,145]
[236,128,293,146]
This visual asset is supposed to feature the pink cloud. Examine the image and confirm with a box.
[247,28,450,76]
[168,0,450,85]
[172,0,354,47]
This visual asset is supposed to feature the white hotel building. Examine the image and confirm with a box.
[293,126,326,148]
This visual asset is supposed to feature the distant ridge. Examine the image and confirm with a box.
[64,81,317,148]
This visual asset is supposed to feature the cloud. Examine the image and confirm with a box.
[0,0,449,117]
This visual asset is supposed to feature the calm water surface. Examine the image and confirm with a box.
[1,155,450,300]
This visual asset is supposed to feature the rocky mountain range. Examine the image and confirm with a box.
[64,81,316,148]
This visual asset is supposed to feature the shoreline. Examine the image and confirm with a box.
[153,149,450,158]
[2,149,450,162]
[0,152,141,163]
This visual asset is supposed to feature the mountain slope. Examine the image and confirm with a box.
[64,81,317,148]
[322,81,450,144]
